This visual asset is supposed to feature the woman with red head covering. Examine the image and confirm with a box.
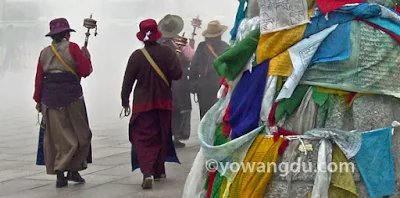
[33,18,93,188]
[121,19,183,189]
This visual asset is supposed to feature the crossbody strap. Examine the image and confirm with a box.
[50,44,79,79]
[207,43,219,58]
[140,48,170,87]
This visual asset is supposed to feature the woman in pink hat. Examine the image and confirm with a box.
[121,19,183,189]
[33,18,93,188]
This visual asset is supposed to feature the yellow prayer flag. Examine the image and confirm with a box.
[257,24,306,64]
[269,50,293,76]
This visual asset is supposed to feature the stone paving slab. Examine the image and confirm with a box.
[79,165,116,176]
[0,185,70,198]
[0,141,38,149]
[0,178,53,197]
[91,152,132,167]
[0,136,37,144]
[0,169,43,183]
[93,164,134,176]
[113,142,134,148]
[6,153,38,162]
[55,183,141,198]
[0,154,20,161]
[91,147,129,159]
[0,145,38,155]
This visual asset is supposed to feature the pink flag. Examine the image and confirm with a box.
[316,0,365,13]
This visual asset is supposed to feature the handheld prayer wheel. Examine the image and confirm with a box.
[173,32,188,54]
[191,16,202,40]
[83,14,98,48]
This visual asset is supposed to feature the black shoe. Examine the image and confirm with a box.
[154,174,166,181]
[67,171,85,183]
[174,140,186,148]
[142,175,153,189]
[56,173,68,188]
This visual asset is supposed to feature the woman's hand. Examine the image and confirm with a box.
[120,105,131,118]
[35,102,41,112]
[81,47,91,59]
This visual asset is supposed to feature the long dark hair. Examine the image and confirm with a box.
[51,31,68,43]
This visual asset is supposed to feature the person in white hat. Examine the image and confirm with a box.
[190,20,230,119]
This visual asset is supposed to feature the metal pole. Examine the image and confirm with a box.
[84,14,92,48]
[191,26,197,40]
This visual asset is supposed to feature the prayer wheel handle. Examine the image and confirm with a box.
[191,16,202,40]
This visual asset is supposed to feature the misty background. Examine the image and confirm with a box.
[0,0,237,136]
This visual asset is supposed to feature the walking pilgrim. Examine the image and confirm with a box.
[190,20,230,118]
[33,18,93,188]
[158,14,195,148]
[121,19,183,189]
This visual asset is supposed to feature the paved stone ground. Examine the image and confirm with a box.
[0,113,200,198]
[0,70,201,198]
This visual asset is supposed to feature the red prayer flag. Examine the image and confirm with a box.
[206,170,217,198]
[316,0,365,13]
